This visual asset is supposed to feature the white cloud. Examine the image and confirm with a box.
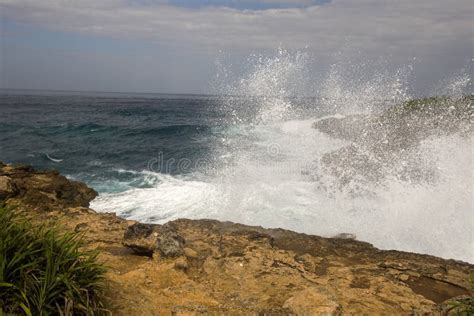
[1,0,472,55]
[0,0,472,93]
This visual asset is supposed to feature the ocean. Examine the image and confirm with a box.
[0,57,472,262]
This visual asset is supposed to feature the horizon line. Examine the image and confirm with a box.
[0,87,214,97]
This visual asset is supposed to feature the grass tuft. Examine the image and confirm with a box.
[0,207,107,315]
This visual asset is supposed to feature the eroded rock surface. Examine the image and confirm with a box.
[2,162,473,315]
[123,222,185,258]
[0,163,97,210]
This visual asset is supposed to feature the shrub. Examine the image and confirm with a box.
[0,207,106,315]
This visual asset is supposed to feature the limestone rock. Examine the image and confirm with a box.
[2,161,473,315]
[0,163,97,210]
[283,287,342,316]
[123,222,185,258]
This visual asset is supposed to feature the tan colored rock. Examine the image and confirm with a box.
[184,247,198,258]
[283,287,342,316]
[0,175,15,200]
[3,162,474,315]
[0,163,96,210]
[174,257,189,271]
[399,274,410,281]
[295,253,316,272]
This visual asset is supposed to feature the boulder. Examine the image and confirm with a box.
[0,163,97,210]
[123,222,185,258]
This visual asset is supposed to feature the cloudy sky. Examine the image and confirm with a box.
[0,0,472,94]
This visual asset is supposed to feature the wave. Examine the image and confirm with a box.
[92,50,473,262]
[44,153,63,163]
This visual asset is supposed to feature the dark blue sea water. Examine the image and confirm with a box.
[0,90,472,262]
[0,92,227,191]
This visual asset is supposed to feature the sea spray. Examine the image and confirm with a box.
[88,51,473,261]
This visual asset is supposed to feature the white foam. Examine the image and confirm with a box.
[92,52,473,262]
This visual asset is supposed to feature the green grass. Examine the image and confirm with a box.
[0,207,107,315]
[402,96,447,110]
[441,275,474,316]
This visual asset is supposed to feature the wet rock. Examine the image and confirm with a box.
[123,223,185,258]
[313,96,474,187]
[312,114,368,141]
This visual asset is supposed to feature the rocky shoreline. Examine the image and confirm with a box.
[0,162,473,315]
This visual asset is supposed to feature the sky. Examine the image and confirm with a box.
[0,0,473,95]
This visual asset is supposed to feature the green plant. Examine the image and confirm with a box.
[444,296,474,316]
[402,96,445,111]
[0,207,107,315]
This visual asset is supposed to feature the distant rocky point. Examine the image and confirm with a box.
[312,95,473,189]
[0,161,473,314]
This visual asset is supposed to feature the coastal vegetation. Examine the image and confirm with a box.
[0,207,106,315]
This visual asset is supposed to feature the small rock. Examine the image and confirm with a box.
[184,247,198,258]
[399,274,410,282]
[174,257,189,271]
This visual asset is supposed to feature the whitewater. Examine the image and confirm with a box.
[87,50,473,262]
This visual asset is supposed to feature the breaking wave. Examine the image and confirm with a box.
[91,50,473,262]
